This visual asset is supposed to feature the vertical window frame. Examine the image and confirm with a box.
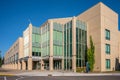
[105,29,110,40]
[106,59,111,69]
[105,44,110,54]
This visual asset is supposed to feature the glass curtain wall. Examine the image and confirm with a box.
[53,22,63,57]
[41,24,50,57]
[53,22,63,70]
[64,21,72,70]
[76,20,87,68]
[32,26,41,57]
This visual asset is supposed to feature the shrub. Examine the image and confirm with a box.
[76,67,86,72]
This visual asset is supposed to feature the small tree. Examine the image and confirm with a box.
[87,36,95,71]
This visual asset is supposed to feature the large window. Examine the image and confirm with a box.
[105,44,110,54]
[32,34,40,43]
[105,29,110,40]
[53,22,63,57]
[64,21,72,70]
[15,53,18,61]
[32,52,41,56]
[76,20,87,68]
[41,23,50,57]
[32,26,41,57]
[106,59,110,69]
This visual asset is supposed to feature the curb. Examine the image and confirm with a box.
[0,73,14,76]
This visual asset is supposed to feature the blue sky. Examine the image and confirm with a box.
[0,0,120,57]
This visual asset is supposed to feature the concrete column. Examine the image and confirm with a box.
[13,63,14,69]
[62,59,64,70]
[8,64,10,69]
[41,59,44,71]
[49,57,53,71]
[27,23,32,71]
[12,63,14,69]
[9,64,10,69]
[28,58,32,70]
[7,64,8,69]
[8,64,9,69]
[49,20,53,71]
[14,62,17,69]
[11,63,12,69]
[22,60,26,70]
[18,61,21,70]
[10,64,11,69]
[72,17,76,72]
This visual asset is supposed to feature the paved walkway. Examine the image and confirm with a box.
[1,68,120,76]
[16,71,120,76]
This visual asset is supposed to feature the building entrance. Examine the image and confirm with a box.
[53,60,62,70]
[32,61,40,70]
[44,61,49,70]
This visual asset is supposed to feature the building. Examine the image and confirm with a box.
[2,2,120,72]
[2,37,23,70]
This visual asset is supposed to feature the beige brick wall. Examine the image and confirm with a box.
[77,2,119,72]
[100,3,119,71]
[77,3,101,71]
[3,37,23,69]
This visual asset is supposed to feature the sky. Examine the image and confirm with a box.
[0,0,120,57]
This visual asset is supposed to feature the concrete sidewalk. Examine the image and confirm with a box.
[16,71,120,76]
[1,68,120,76]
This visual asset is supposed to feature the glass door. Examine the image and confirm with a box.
[54,60,61,70]
[44,61,49,70]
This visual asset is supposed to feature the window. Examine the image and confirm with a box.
[53,46,57,56]
[32,34,36,42]
[105,44,110,54]
[32,52,35,56]
[105,29,110,40]
[53,31,57,40]
[32,52,41,56]
[106,59,110,69]
[38,52,41,56]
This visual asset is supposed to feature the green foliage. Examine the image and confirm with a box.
[87,36,95,71]
[76,67,86,72]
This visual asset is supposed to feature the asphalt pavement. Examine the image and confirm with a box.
[1,68,120,80]
[0,76,120,80]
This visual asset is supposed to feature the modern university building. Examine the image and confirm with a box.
[2,2,120,72]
